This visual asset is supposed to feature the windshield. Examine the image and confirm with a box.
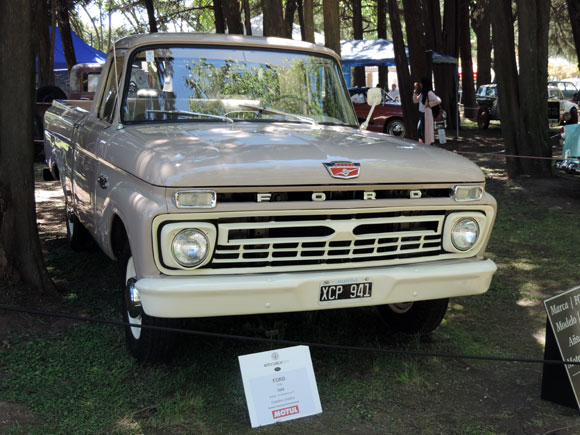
[121,45,357,126]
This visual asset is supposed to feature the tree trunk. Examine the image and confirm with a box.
[388,0,418,140]
[402,0,428,82]
[438,0,459,129]
[214,0,226,33]
[0,0,57,297]
[143,0,158,33]
[303,0,315,43]
[458,0,476,118]
[35,0,54,87]
[377,0,388,89]
[56,0,77,73]
[471,0,492,88]
[491,0,552,178]
[517,0,551,176]
[262,0,285,37]
[352,0,365,87]
[284,0,298,39]
[423,0,444,93]
[242,0,252,35]
[222,0,244,34]
[297,0,306,40]
[323,0,340,55]
[567,0,580,73]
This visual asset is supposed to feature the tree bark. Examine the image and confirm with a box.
[143,0,158,33]
[402,0,428,82]
[297,0,306,40]
[323,0,340,55]
[284,0,298,39]
[377,0,388,89]
[303,0,315,43]
[214,0,226,33]
[35,0,54,87]
[567,0,580,73]
[471,0,492,88]
[438,0,459,129]
[352,0,366,87]
[491,0,552,178]
[458,0,476,118]
[222,0,244,34]
[262,0,285,37]
[0,0,57,297]
[56,0,77,72]
[388,0,418,140]
[242,0,252,35]
[423,0,444,92]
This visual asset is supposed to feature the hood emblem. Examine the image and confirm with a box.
[323,161,361,179]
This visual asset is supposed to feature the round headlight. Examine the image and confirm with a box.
[171,229,209,267]
[451,218,479,251]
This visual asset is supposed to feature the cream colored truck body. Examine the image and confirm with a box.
[44,33,496,319]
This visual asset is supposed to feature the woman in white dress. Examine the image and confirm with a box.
[413,77,441,145]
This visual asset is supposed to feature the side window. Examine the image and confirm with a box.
[98,55,124,122]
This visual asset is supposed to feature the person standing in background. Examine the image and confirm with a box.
[412,77,441,145]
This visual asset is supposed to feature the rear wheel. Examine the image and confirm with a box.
[384,118,405,137]
[377,298,449,335]
[121,245,177,362]
[65,204,93,251]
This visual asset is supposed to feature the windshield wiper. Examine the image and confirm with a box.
[239,104,318,127]
[145,109,234,123]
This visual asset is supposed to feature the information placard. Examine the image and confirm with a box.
[543,285,580,409]
[238,346,322,428]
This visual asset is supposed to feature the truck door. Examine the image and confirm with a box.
[72,53,124,234]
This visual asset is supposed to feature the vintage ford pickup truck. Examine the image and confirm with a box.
[44,33,497,361]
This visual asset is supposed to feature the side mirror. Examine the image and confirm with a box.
[361,88,382,130]
[367,87,382,106]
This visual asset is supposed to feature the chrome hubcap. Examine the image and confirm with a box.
[125,257,142,340]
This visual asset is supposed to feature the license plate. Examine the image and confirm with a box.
[319,279,372,304]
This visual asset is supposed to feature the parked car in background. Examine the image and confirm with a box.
[68,63,102,100]
[475,83,577,129]
[475,84,499,129]
[349,87,405,137]
[547,86,578,124]
[548,80,579,102]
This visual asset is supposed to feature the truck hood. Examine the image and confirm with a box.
[104,122,485,187]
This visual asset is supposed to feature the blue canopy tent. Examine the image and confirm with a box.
[341,39,457,86]
[51,26,106,71]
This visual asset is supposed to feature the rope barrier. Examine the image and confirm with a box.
[0,303,574,367]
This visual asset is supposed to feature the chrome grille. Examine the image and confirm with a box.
[209,211,445,269]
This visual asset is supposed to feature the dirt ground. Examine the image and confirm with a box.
[2,124,580,433]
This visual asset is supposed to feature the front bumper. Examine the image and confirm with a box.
[136,258,497,318]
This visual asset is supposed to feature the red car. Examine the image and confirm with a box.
[349,87,405,137]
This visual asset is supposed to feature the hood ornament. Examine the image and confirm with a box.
[323,161,360,179]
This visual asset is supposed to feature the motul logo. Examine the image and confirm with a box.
[272,405,300,419]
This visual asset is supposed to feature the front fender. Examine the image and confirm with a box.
[96,167,167,278]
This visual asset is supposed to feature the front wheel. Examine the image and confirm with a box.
[377,298,449,335]
[121,246,177,362]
